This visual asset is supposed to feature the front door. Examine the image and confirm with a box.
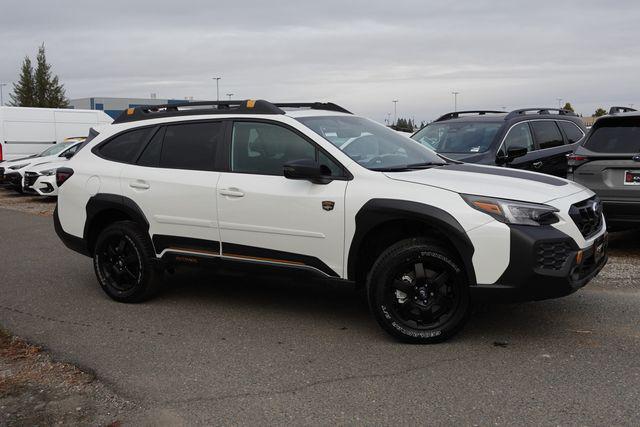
[216,120,348,277]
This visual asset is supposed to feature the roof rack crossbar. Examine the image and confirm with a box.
[504,108,578,120]
[608,106,637,115]
[274,102,352,114]
[113,99,285,124]
[434,110,506,122]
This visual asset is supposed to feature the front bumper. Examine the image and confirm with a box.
[602,200,640,230]
[31,175,57,196]
[4,171,23,189]
[471,224,608,303]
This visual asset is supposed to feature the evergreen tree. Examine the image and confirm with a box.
[10,44,68,108]
[8,56,36,107]
[562,102,574,112]
[593,107,607,117]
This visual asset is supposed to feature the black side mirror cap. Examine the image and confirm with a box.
[283,159,332,185]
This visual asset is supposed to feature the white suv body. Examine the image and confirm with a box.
[54,100,608,343]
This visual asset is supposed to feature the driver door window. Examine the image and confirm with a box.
[501,122,534,155]
[232,121,333,175]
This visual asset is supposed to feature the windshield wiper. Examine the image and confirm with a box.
[370,162,447,172]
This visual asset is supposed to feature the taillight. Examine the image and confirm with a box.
[56,167,74,187]
[567,154,589,168]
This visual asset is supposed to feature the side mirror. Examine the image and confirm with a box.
[61,151,74,159]
[283,159,332,184]
[496,147,528,165]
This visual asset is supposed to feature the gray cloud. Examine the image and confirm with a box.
[1,0,639,122]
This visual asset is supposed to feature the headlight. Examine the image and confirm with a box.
[40,169,56,176]
[461,194,560,226]
[9,163,28,170]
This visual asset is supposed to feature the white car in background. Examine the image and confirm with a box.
[23,159,71,196]
[1,139,84,193]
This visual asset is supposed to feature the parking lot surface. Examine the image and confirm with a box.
[1,197,639,425]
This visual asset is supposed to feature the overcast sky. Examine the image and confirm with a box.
[1,0,639,123]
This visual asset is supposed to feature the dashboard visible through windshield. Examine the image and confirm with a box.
[297,116,445,171]
[412,121,502,154]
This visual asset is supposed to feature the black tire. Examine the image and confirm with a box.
[93,221,162,303]
[367,238,470,344]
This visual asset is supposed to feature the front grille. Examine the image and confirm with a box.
[569,196,604,239]
[24,172,39,187]
[535,240,573,270]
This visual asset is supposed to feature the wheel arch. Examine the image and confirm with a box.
[347,199,476,286]
[84,194,150,255]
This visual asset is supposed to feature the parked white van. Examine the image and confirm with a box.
[0,106,112,161]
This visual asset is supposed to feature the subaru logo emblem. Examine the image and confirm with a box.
[633,154,640,162]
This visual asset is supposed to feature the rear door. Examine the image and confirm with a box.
[529,120,570,177]
[120,121,224,257]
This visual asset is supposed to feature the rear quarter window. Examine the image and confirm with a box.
[96,128,153,163]
[558,121,585,144]
[584,117,640,153]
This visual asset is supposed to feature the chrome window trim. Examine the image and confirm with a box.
[496,119,585,156]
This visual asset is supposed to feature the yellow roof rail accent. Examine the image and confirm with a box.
[246,100,256,108]
[126,108,135,115]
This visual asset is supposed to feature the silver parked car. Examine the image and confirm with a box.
[568,108,640,230]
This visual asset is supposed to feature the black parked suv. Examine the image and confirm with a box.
[569,107,640,230]
[411,108,588,177]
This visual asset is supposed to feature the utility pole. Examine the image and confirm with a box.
[0,83,7,106]
[212,77,221,101]
[392,100,398,125]
[452,91,459,111]
[226,93,234,100]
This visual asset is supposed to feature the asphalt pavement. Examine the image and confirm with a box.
[1,207,639,425]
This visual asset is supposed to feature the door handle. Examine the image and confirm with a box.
[129,180,150,190]
[533,161,543,169]
[219,187,245,198]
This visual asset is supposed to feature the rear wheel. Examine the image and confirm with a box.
[367,238,470,343]
[93,221,162,302]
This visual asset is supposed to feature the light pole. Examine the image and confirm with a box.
[212,77,221,101]
[557,98,563,109]
[226,93,234,100]
[0,83,7,106]
[392,100,398,125]
[452,91,459,111]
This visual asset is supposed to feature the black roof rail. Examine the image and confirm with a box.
[274,102,352,114]
[608,106,637,115]
[113,99,285,124]
[504,108,578,120]
[433,110,506,122]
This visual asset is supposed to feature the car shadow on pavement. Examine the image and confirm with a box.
[154,266,603,345]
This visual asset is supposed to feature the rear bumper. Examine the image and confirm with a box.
[602,200,640,229]
[53,207,91,257]
[471,224,607,303]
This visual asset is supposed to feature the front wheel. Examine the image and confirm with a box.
[93,221,162,303]
[367,238,470,344]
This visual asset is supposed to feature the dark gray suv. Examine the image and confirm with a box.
[569,110,640,230]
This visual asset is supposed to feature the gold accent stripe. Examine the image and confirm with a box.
[222,252,305,266]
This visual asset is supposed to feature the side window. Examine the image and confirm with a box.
[160,122,222,171]
[60,143,80,157]
[97,128,152,163]
[231,121,341,176]
[530,121,564,149]
[502,122,534,154]
[558,121,585,144]
[137,128,164,167]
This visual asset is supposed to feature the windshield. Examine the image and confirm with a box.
[38,142,76,157]
[297,116,445,170]
[412,121,502,154]
[584,117,640,153]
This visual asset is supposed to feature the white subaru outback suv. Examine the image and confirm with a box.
[54,100,608,343]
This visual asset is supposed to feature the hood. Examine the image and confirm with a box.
[0,154,39,166]
[28,159,68,173]
[384,163,586,204]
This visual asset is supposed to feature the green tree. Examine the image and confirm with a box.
[562,102,574,112]
[8,56,36,107]
[10,44,68,108]
[593,107,607,117]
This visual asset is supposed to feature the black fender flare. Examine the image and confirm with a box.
[347,199,476,285]
[84,193,150,248]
